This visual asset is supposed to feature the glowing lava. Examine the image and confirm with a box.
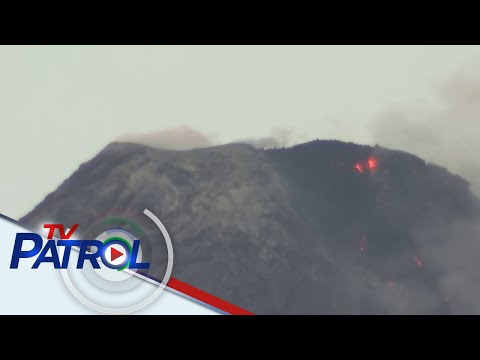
[367,157,377,171]
[354,157,378,174]
[354,163,364,173]
[414,256,423,267]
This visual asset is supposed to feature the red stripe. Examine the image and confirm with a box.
[167,277,254,315]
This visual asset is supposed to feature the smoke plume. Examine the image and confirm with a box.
[370,66,480,313]
[119,126,298,151]
[236,127,296,149]
[370,66,480,195]
[118,126,215,150]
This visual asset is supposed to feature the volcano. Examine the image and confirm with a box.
[20,140,480,314]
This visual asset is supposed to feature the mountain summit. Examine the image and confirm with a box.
[21,140,480,314]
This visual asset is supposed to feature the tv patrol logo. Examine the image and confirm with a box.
[10,223,149,270]
[10,209,173,314]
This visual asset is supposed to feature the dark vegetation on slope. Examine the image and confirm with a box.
[21,140,480,314]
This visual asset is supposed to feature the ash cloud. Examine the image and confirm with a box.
[119,126,298,151]
[236,127,296,149]
[370,66,480,195]
[118,126,215,150]
[370,66,480,313]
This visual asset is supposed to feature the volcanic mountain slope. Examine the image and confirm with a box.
[21,140,480,314]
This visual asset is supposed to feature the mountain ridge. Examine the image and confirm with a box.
[20,139,480,314]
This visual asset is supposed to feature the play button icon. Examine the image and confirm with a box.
[111,247,123,262]
[101,239,131,270]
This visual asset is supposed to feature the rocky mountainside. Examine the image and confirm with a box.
[20,140,480,314]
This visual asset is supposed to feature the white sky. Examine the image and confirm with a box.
[1,45,480,219]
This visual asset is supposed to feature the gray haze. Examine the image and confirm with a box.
[367,66,480,313]
[7,46,480,314]
[371,64,480,195]
[1,45,480,218]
